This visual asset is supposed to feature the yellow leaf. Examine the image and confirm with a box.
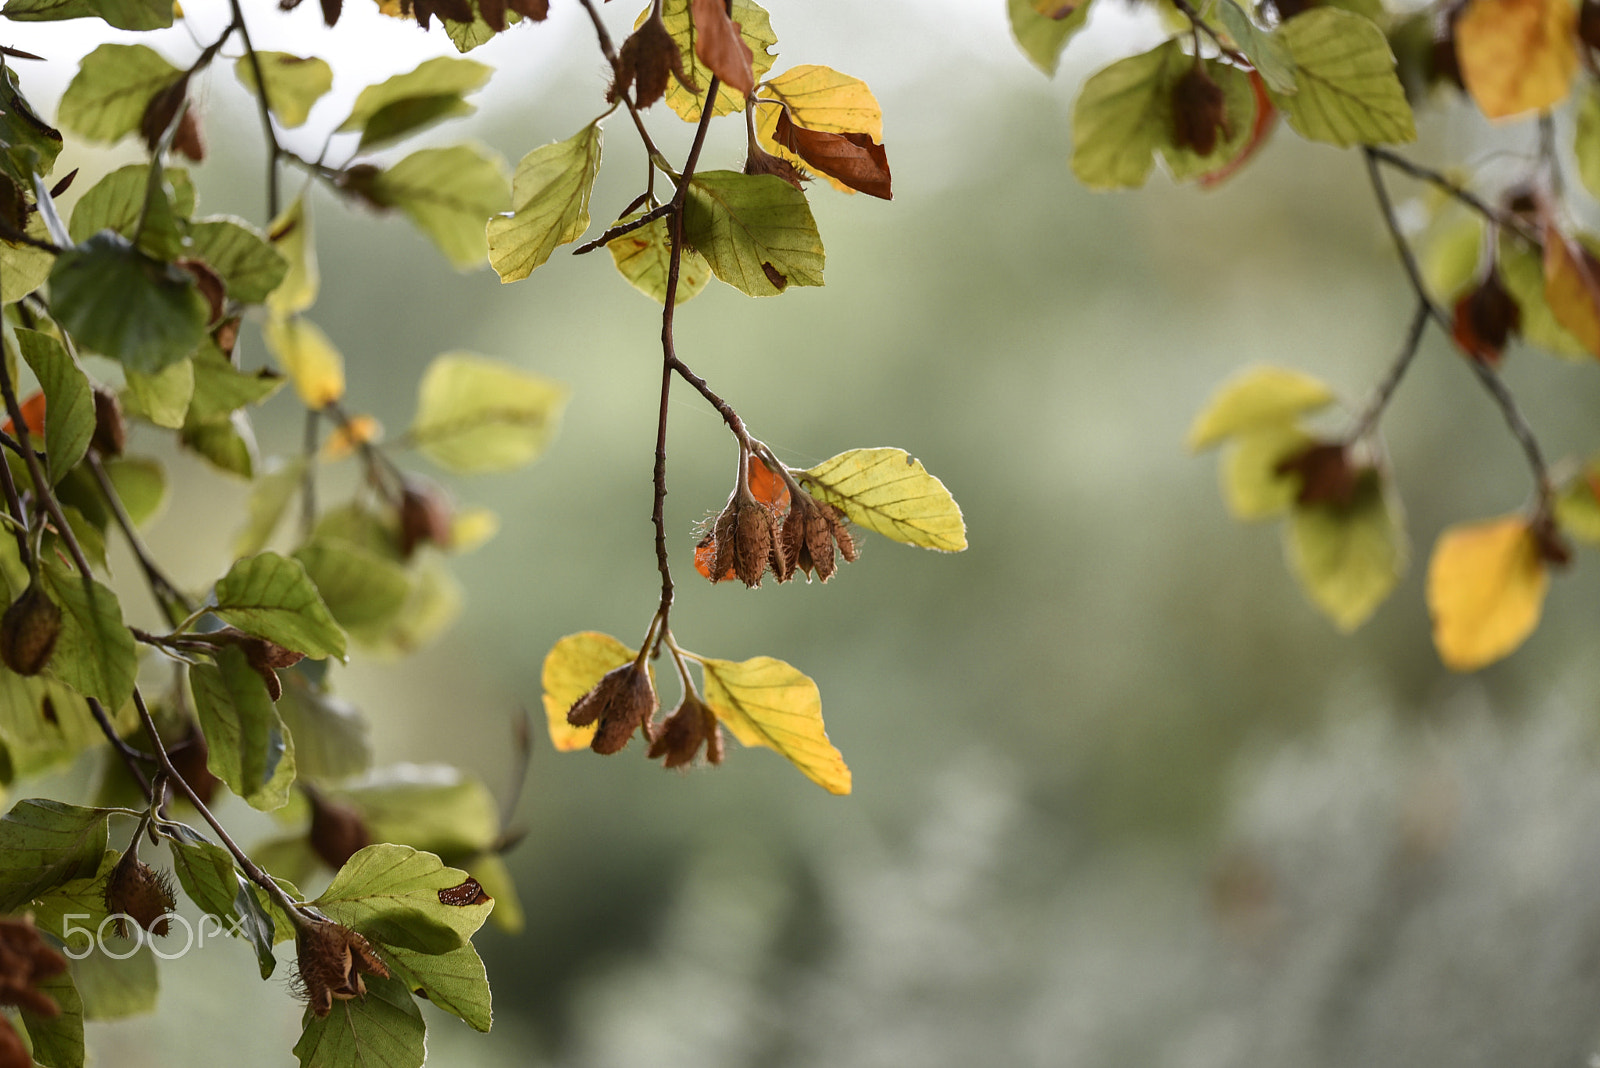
[756,65,882,138]
[265,195,317,317]
[1542,228,1600,356]
[800,447,966,552]
[1221,424,1312,521]
[262,315,345,408]
[697,655,850,795]
[1187,365,1336,451]
[449,507,499,553]
[1427,515,1549,671]
[541,632,634,752]
[322,414,382,459]
[1456,0,1577,120]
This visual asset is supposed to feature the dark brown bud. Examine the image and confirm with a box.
[1,581,61,677]
[177,259,227,326]
[104,852,176,939]
[1582,0,1600,51]
[745,141,808,192]
[398,476,453,560]
[1451,268,1521,366]
[1171,65,1230,157]
[166,724,219,807]
[0,916,66,1021]
[91,386,126,457]
[1532,511,1572,568]
[1429,19,1464,90]
[172,107,205,163]
[568,661,657,755]
[309,790,371,871]
[335,164,390,212]
[647,693,723,768]
[209,627,304,702]
[295,919,390,1018]
[140,74,191,154]
[1273,442,1362,508]
[612,12,692,109]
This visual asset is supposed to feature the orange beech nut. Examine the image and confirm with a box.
[294,919,390,1018]
[2,390,46,439]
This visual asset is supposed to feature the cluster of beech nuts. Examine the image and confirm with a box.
[697,454,858,588]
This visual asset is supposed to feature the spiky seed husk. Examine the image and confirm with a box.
[734,501,776,587]
[647,694,723,768]
[104,855,176,938]
[568,662,658,755]
[745,143,808,191]
[804,504,837,581]
[822,503,859,562]
[709,501,740,584]
[295,920,390,1018]
[0,583,61,677]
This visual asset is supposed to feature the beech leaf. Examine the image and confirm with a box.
[234,53,333,129]
[15,328,93,485]
[293,974,424,1068]
[607,212,712,305]
[0,799,108,912]
[682,170,824,296]
[1187,365,1336,450]
[649,0,775,121]
[541,632,636,751]
[371,145,510,270]
[1540,227,1600,357]
[1427,515,1549,671]
[410,353,566,473]
[487,123,601,283]
[1006,0,1091,77]
[768,109,891,200]
[189,648,298,810]
[1268,9,1415,148]
[1285,471,1405,631]
[212,551,347,659]
[56,43,181,143]
[689,0,754,98]
[800,447,967,552]
[39,560,137,710]
[263,316,345,409]
[697,655,851,795]
[1455,0,1577,120]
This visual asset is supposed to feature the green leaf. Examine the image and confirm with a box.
[188,218,289,304]
[333,766,498,857]
[340,56,490,138]
[0,68,62,182]
[56,43,181,143]
[189,647,297,810]
[0,799,108,911]
[1070,41,1177,191]
[487,123,601,283]
[52,505,107,575]
[360,96,475,153]
[385,942,491,1032]
[409,353,567,473]
[39,561,136,710]
[212,551,347,659]
[607,212,711,305]
[1221,424,1312,521]
[370,145,510,270]
[187,342,284,422]
[18,961,83,1068]
[234,877,284,976]
[444,7,504,51]
[1006,0,1091,77]
[49,231,209,374]
[1187,365,1337,450]
[163,828,239,922]
[1213,0,1296,94]
[234,52,332,129]
[235,459,304,556]
[181,410,257,478]
[294,974,425,1068]
[1500,234,1590,360]
[682,170,824,296]
[799,447,967,551]
[293,539,410,633]
[66,163,193,261]
[314,844,492,946]
[276,672,373,783]
[357,558,461,657]
[1269,8,1415,148]
[1285,470,1405,631]
[698,655,851,795]
[0,675,115,781]
[15,328,93,485]
[25,848,115,941]
[124,358,194,430]
[71,942,157,1020]
[2,0,170,29]
[654,0,777,121]
[103,457,166,527]
[1,213,55,303]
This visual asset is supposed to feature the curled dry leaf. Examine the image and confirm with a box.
[768,108,891,200]
[613,13,692,109]
[1451,267,1521,364]
[689,0,755,99]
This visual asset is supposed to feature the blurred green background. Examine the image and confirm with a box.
[15,2,1600,1064]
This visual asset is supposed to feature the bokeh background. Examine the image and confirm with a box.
[14,2,1600,1064]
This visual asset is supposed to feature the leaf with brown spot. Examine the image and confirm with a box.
[689,0,754,98]
[768,109,891,200]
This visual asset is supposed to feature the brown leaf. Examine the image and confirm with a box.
[1274,442,1362,507]
[140,74,190,154]
[690,0,754,99]
[769,108,892,200]
[508,0,548,17]
[613,14,691,108]
[178,259,227,326]
[1451,268,1520,365]
[402,0,473,28]
[479,0,505,30]
[1541,224,1600,356]
[172,108,205,162]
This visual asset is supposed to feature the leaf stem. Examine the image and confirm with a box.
[227,0,282,220]
[87,453,193,624]
[1367,146,1538,245]
[1346,298,1429,444]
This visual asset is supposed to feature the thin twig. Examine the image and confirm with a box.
[1367,146,1539,245]
[573,202,673,254]
[88,697,154,800]
[1347,299,1430,443]
[575,0,672,174]
[227,0,282,219]
[87,453,193,623]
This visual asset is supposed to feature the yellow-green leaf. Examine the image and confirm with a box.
[339,56,491,134]
[1187,365,1336,451]
[1427,515,1548,670]
[1007,0,1091,77]
[799,447,966,552]
[266,195,318,318]
[372,145,510,271]
[650,0,776,122]
[756,64,882,139]
[212,551,346,660]
[409,353,566,473]
[540,631,634,752]
[1555,465,1600,544]
[123,358,194,430]
[682,170,824,296]
[1541,228,1600,357]
[57,43,180,143]
[1456,0,1577,120]
[606,212,711,305]
[234,52,333,129]
[697,655,850,795]
[1269,9,1415,148]
[1577,88,1600,203]
[1070,41,1179,191]
[263,316,345,409]
[1285,471,1405,631]
[487,123,601,283]
[16,328,94,485]
[1499,234,1588,359]
[1221,424,1312,521]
